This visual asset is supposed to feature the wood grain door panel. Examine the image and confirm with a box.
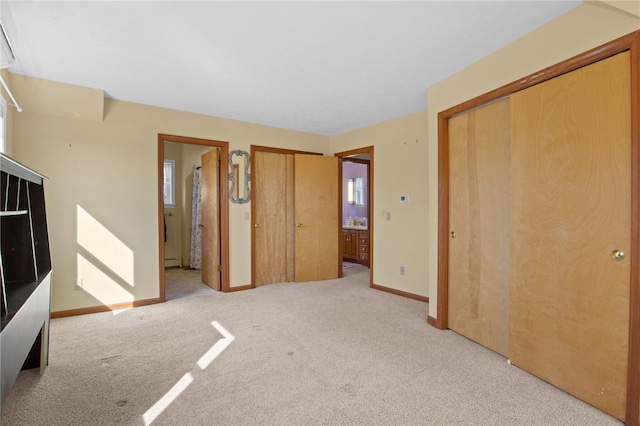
[509,52,631,420]
[254,151,290,286]
[294,154,339,282]
[448,98,511,357]
[201,148,220,291]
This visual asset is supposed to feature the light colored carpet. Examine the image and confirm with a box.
[1,266,620,425]
[164,267,215,300]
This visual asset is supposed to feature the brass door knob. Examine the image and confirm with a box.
[254,223,259,228]
[611,250,625,261]
[296,223,303,228]
[450,231,456,239]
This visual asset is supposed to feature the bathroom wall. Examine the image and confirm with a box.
[342,161,368,225]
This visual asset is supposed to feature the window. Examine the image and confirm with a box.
[0,94,6,154]
[163,159,175,208]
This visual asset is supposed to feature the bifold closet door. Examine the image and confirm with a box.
[253,151,294,286]
[448,98,511,357]
[509,52,631,421]
[294,154,339,282]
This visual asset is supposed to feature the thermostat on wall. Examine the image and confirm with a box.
[400,194,409,203]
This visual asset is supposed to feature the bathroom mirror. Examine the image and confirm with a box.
[229,150,251,204]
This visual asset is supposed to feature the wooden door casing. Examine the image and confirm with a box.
[200,148,221,291]
[509,52,631,420]
[158,134,229,299]
[448,98,511,357]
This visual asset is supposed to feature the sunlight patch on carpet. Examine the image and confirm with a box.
[143,321,235,425]
[197,321,235,369]
[143,373,193,425]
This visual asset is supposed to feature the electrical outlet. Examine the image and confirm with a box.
[75,278,83,291]
[400,266,405,276]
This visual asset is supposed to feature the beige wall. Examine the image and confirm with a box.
[6,0,639,315]
[426,2,640,319]
[330,110,429,297]
[9,74,328,312]
[1,69,15,156]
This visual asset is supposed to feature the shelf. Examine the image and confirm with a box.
[1,280,40,330]
[0,154,52,404]
[0,210,28,217]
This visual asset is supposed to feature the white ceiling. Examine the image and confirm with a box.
[1,1,581,136]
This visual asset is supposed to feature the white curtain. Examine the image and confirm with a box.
[189,167,202,269]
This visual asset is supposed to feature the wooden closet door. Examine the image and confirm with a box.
[448,98,511,357]
[253,151,291,286]
[294,154,339,282]
[509,52,631,420]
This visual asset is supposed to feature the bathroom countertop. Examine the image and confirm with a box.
[343,225,368,231]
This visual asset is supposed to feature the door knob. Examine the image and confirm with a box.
[296,223,303,228]
[611,250,625,261]
[254,223,259,228]
[199,224,204,229]
[450,231,456,239]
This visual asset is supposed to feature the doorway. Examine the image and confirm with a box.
[335,146,374,287]
[157,134,229,301]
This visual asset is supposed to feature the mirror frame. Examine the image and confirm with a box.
[228,150,251,204]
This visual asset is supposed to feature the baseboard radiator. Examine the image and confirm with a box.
[164,257,182,268]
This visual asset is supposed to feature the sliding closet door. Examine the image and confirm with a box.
[509,52,631,420]
[448,98,511,357]
[253,151,292,286]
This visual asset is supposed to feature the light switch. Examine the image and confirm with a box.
[386,211,391,221]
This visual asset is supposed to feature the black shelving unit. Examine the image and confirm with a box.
[0,153,52,404]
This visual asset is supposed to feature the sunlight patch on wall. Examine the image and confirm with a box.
[77,253,134,304]
[77,205,135,286]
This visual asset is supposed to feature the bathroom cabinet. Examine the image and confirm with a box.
[342,229,358,262]
[342,228,369,267]
[0,153,52,404]
[357,230,369,267]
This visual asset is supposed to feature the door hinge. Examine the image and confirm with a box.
[217,160,220,168]
[217,265,222,272]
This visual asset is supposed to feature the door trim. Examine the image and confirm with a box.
[157,134,230,299]
[434,31,640,424]
[335,146,374,288]
[249,145,322,288]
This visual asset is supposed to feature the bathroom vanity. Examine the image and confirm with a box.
[342,226,369,267]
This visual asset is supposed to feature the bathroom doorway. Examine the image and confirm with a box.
[157,134,230,301]
[335,146,373,287]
